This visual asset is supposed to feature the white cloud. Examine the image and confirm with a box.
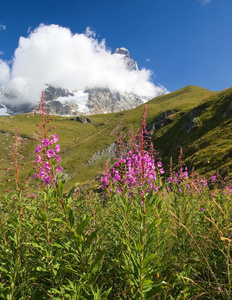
[198,0,211,5]
[0,24,166,105]
[0,59,10,85]
[0,24,6,31]
[0,51,4,55]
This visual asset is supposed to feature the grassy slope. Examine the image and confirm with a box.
[153,87,232,176]
[1,85,231,191]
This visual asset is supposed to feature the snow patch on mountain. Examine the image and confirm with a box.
[0,104,9,116]
[55,90,90,114]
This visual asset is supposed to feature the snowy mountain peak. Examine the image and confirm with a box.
[114,47,138,71]
[0,46,167,116]
[114,47,130,58]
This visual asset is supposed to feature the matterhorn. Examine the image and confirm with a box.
[0,48,166,116]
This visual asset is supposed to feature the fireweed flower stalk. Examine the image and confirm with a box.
[101,105,165,296]
[33,91,63,187]
[101,105,163,197]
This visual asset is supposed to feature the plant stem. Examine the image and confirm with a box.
[227,242,231,300]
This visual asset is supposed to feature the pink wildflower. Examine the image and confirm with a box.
[35,144,42,153]
[211,175,216,183]
[43,161,51,172]
[157,161,162,168]
[55,144,60,153]
[159,168,165,174]
[42,139,50,147]
[55,155,61,162]
[56,165,64,173]
[52,133,59,143]
[116,188,120,194]
[44,176,51,185]
[36,155,42,163]
[47,149,56,158]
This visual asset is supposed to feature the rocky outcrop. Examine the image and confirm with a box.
[44,86,74,100]
[87,142,118,164]
[75,116,92,124]
[148,110,178,134]
[46,100,79,116]
[180,109,199,134]
[222,101,232,118]
[86,88,145,114]
[4,103,33,114]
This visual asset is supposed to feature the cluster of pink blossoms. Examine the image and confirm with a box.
[34,133,63,185]
[101,148,164,196]
[167,166,210,195]
[101,105,165,197]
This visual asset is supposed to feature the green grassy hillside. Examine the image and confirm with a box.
[152,86,232,175]
[1,85,231,191]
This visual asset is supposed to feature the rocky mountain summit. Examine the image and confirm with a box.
[0,47,164,116]
[43,48,153,116]
[44,86,147,116]
[114,47,138,71]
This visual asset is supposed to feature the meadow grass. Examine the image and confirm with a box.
[0,96,232,299]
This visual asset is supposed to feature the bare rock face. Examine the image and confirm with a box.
[86,88,145,114]
[114,47,138,71]
[44,86,74,100]
[180,109,199,134]
[222,101,232,118]
[44,86,147,116]
[46,100,80,116]
[75,116,92,124]
[115,47,130,58]
[148,110,178,134]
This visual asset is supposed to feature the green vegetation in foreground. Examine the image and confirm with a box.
[0,103,232,299]
[1,85,232,192]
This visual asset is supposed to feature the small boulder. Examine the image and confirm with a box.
[75,116,92,124]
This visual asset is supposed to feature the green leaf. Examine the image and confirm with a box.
[67,197,72,205]
[52,268,57,276]
[90,250,105,275]
[143,253,156,266]
[67,183,79,199]
[39,209,48,221]
[68,208,74,227]
[76,216,92,235]
[0,266,8,274]
[101,287,112,299]
[31,242,44,250]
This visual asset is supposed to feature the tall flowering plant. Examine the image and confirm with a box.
[33,91,63,187]
[101,105,164,198]
[100,105,165,297]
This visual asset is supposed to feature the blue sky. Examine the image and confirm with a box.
[0,0,231,95]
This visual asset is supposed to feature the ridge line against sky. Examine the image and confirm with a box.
[0,0,231,97]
